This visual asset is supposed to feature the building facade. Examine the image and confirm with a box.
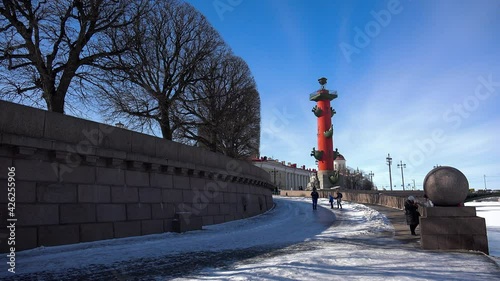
[252,157,314,190]
[334,154,346,171]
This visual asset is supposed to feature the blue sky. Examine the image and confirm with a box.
[186,0,500,190]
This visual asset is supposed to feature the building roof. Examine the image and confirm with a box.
[251,156,316,172]
[335,154,346,161]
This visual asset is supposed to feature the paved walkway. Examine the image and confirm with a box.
[363,204,421,247]
[3,198,499,280]
[365,203,500,267]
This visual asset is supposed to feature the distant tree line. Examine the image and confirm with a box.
[0,0,260,159]
[342,167,374,190]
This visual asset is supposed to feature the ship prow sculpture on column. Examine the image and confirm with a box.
[420,166,489,254]
[309,77,342,189]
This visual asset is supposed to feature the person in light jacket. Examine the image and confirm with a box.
[421,194,434,207]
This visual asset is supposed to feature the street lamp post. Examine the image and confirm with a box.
[386,154,393,191]
[397,160,406,191]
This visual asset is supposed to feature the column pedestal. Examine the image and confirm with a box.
[420,206,489,254]
[317,170,334,189]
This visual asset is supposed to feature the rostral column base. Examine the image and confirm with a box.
[317,170,336,189]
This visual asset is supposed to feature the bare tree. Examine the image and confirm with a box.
[218,86,260,158]
[177,52,260,158]
[97,0,225,140]
[343,167,374,190]
[0,0,146,113]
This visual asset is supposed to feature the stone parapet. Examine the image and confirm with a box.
[279,189,414,210]
[0,100,274,252]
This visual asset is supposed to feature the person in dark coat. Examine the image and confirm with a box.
[404,196,420,235]
[335,192,343,209]
[311,188,319,210]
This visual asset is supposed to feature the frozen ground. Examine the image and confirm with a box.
[2,197,499,280]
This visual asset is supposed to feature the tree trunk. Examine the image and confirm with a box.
[159,105,173,140]
[46,94,65,113]
[42,83,65,113]
[209,129,217,152]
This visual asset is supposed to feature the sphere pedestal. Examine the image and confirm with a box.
[420,207,489,254]
[420,166,488,254]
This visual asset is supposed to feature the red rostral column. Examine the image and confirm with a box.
[310,77,338,189]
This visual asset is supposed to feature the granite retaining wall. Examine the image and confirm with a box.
[0,100,274,252]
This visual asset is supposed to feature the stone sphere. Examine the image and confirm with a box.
[423,166,469,206]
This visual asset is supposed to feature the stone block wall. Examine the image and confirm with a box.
[420,207,489,254]
[0,101,274,252]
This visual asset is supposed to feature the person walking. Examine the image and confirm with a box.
[311,188,319,210]
[405,196,421,235]
[335,191,343,209]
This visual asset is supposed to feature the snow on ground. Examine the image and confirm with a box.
[175,198,500,281]
[2,197,500,280]
[5,196,335,276]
